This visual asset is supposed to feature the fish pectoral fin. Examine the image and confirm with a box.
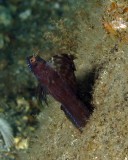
[36,83,48,105]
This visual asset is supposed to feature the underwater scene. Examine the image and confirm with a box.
[0,0,128,159]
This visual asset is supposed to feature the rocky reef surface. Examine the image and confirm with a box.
[0,0,127,159]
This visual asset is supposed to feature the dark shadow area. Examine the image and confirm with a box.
[77,67,97,113]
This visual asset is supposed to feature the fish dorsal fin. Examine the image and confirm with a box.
[49,54,77,94]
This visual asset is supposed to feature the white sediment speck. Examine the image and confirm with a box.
[19,9,31,20]
[111,18,127,30]
[0,118,14,151]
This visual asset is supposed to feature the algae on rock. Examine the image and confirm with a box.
[18,0,128,160]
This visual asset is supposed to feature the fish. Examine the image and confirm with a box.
[27,53,90,131]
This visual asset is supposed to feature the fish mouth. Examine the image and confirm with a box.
[26,56,33,71]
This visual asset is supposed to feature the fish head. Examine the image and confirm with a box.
[26,55,45,73]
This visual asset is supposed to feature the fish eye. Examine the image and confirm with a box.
[30,57,36,64]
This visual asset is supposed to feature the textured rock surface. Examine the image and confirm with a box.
[19,49,128,160]
[18,1,128,160]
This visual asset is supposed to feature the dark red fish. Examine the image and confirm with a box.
[27,54,90,131]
